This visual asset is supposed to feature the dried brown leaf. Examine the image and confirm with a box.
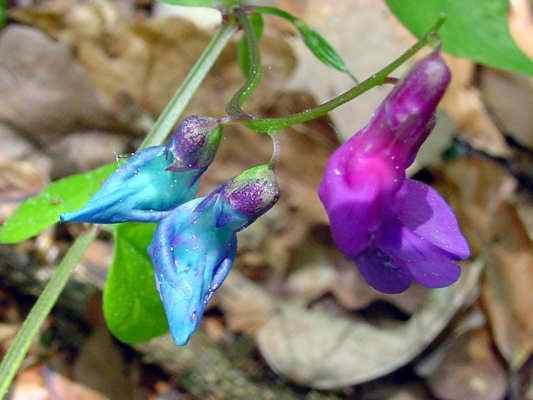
[426,329,507,400]
[440,55,510,156]
[217,271,277,335]
[482,202,533,370]
[0,125,50,222]
[480,68,533,149]
[0,25,118,139]
[256,259,483,389]
[437,158,517,255]
[11,365,106,400]
[73,326,136,399]
[50,131,128,174]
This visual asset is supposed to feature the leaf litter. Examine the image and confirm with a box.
[1,0,533,398]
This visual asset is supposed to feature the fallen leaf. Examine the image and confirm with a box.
[11,0,296,120]
[329,247,430,314]
[73,326,136,399]
[425,328,507,400]
[480,68,533,149]
[11,365,106,400]
[285,235,429,314]
[285,263,336,304]
[256,259,483,389]
[217,271,277,335]
[50,130,128,174]
[440,55,510,156]
[406,111,456,175]
[516,192,533,240]
[0,25,118,139]
[437,157,517,255]
[482,202,533,370]
[0,124,50,222]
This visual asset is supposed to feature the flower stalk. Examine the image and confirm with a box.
[226,8,263,117]
[241,16,446,134]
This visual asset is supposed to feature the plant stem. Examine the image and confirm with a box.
[0,226,98,399]
[141,22,238,149]
[242,16,445,134]
[226,8,263,116]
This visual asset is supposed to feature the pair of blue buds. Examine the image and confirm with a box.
[61,116,279,345]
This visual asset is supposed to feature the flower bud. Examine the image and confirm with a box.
[60,115,223,224]
[148,164,280,345]
[223,164,279,222]
[166,116,223,171]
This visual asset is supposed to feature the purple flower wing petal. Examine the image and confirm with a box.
[352,249,413,294]
[394,179,470,260]
[379,218,461,289]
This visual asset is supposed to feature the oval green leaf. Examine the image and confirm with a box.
[386,0,533,75]
[254,6,356,80]
[103,222,168,344]
[0,163,117,244]
[294,20,349,73]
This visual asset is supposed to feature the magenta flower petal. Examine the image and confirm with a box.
[394,179,470,260]
[319,51,468,294]
[379,219,461,288]
[319,155,386,257]
[353,248,413,294]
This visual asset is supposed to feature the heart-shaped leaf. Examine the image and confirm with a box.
[103,223,168,344]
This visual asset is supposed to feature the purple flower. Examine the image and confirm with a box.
[318,51,470,294]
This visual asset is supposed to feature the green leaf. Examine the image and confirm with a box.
[237,13,264,79]
[254,6,356,80]
[0,163,118,244]
[294,20,350,74]
[103,223,168,344]
[386,0,533,75]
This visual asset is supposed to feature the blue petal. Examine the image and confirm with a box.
[60,146,202,224]
[148,198,238,346]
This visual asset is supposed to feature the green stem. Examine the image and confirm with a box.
[226,9,263,116]
[243,16,445,134]
[141,22,238,149]
[0,226,98,399]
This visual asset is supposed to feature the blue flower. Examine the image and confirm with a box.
[60,116,223,224]
[148,164,279,345]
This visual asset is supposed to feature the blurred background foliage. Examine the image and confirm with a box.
[0,0,532,399]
